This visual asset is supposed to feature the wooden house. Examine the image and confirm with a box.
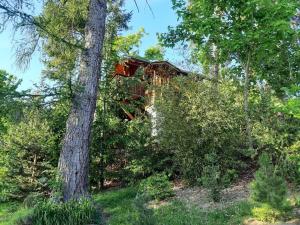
[113,57,188,120]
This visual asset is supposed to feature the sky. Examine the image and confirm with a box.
[0,0,179,90]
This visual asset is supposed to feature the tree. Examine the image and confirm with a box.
[144,45,165,61]
[161,0,300,150]
[250,153,288,211]
[113,28,146,57]
[0,110,56,201]
[57,0,107,201]
[37,0,146,197]
[0,0,107,201]
[0,70,22,134]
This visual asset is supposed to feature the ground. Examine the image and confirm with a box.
[93,180,300,225]
[173,179,250,210]
[0,180,300,225]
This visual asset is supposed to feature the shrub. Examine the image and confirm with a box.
[200,152,223,202]
[250,153,288,210]
[292,195,300,208]
[23,192,45,208]
[20,199,102,225]
[0,172,19,202]
[156,77,245,183]
[282,140,300,184]
[252,203,282,223]
[138,173,174,200]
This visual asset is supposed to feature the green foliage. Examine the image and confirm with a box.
[90,67,168,187]
[132,194,156,225]
[0,70,23,135]
[200,152,223,202]
[250,153,288,210]
[200,153,238,202]
[23,192,46,208]
[161,0,300,96]
[40,0,87,91]
[156,76,245,183]
[0,110,56,201]
[114,28,146,57]
[280,138,300,185]
[90,103,156,186]
[279,85,300,119]
[250,87,300,183]
[138,174,174,201]
[252,203,282,223]
[144,45,165,61]
[23,199,102,225]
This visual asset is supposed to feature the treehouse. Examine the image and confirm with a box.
[114,57,188,120]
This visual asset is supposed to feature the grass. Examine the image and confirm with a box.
[94,186,139,225]
[0,202,31,225]
[0,188,258,225]
[155,200,253,225]
[0,187,256,225]
[94,186,254,225]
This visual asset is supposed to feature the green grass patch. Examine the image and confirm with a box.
[0,202,31,225]
[155,200,253,225]
[94,186,254,225]
[94,186,138,225]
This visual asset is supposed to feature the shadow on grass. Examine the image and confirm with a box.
[94,186,138,225]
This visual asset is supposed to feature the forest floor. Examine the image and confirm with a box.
[94,179,300,225]
[172,179,250,210]
[171,180,300,225]
[1,179,300,225]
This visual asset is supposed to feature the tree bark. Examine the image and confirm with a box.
[243,54,253,150]
[212,43,219,81]
[58,0,107,201]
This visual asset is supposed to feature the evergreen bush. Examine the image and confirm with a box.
[138,173,174,200]
[250,153,290,222]
[200,152,223,202]
[0,110,56,201]
[250,153,288,209]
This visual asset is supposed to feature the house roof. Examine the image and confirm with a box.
[115,56,189,77]
[145,60,189,76]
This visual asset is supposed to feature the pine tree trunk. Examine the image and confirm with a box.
[243,54,253,150]
[58,0,107,201]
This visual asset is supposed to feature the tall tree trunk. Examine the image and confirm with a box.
[243,54,253,150]
[212,43,219,81]
[58,0,107,201]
